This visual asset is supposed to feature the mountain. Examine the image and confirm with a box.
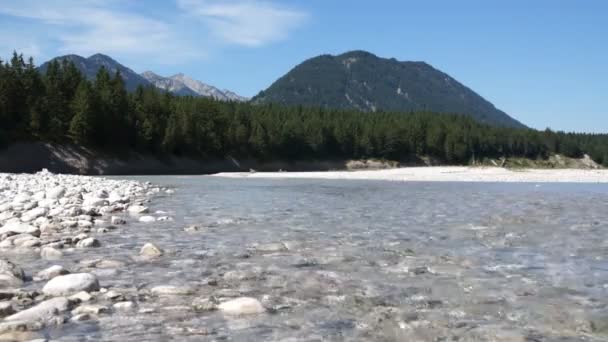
[38,54,247,101]
[141,72,248,102]
[38,54,151,92]
[253,51,524,128]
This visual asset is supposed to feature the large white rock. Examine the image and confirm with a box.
[218,297,266,315]
[128,205,149,214]
[4,297,70,322]
[0,221,40,237]
[34,265,69,281]
[139,216,156,223]
[83,197,108,207]
[140,243,163,257]
[42,273,99,296]
[46,186,66,199]
[0,259,25,287]
[20,207,47,222]
[11,193,31,204]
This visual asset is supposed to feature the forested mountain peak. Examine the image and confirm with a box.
[253,50,525,128]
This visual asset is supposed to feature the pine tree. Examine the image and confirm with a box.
[69,81,96,145]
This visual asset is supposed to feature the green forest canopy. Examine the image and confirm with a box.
[1,52,607,165]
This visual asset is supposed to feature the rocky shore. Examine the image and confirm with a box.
[0,170,180,340]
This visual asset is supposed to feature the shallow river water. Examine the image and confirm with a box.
[23,177,608,341]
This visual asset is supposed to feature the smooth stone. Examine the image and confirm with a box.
[0,259,25,287]
[34,265,69,281]
[42,273,100,296]
[218,297,266,315]
[46,186,66,199]
[4,297,70,323]
[76,237,100,248]
[113,301,135,311]
[139,216,156,223]
[70,313,91,322]
[140,243,163,257]
[68,291,93,303]
[151,285,194,296]
[71,304,108,315]
[128,205,149,214]
[20,207,48,222]
[40,247,63,260]
[0,222,40,237]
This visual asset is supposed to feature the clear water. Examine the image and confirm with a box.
[21,177,608,341]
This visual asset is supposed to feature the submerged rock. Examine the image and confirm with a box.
[218,297,266,315]
[4,297,70,324]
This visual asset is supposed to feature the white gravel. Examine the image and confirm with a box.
[214,166,608,183]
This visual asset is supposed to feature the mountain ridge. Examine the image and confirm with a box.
[38,53,246,101]
[253,50,524,128]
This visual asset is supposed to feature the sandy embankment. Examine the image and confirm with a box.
[214,166,608,183]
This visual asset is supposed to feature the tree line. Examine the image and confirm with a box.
[1,52,607,166]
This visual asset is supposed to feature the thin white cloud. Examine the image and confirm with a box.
[0,0,203,64]
[177,0,307,46]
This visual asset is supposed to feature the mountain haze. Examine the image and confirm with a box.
[253,51,524,128]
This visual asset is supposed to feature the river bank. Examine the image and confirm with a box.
[215,166,608,183]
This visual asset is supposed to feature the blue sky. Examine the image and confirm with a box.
[0,0,606,133]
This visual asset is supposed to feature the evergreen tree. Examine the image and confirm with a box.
[69,81,96,145]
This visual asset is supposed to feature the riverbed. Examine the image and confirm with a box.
[3,175,608,341]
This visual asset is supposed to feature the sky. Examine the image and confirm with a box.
[0,0,606,133]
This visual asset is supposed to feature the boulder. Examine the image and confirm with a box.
[0,222,40,237]
[4,297,70,323]
[42,273,100,296]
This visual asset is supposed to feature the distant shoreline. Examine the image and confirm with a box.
[213,166,608,183]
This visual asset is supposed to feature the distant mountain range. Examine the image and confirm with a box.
[253,51,524,128]
[141,71,247,101]
[38,54,247,101]
[38,51,523,127]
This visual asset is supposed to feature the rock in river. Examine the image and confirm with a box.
[140,243,163,257]
[42,273,100,296]
[218,297,266,315]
